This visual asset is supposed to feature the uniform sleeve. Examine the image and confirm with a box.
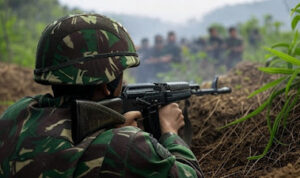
[159,132,204,177]
[99,127,204,178]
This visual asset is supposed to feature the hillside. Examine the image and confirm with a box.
[102,0,297,42]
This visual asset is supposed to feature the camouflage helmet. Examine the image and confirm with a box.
[34,14,139,85]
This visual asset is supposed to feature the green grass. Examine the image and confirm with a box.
[0,100,14,106]
[220,3,300,160]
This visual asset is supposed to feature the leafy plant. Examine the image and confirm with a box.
[220,3,300,160]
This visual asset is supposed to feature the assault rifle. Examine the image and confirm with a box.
[74,77,231,144]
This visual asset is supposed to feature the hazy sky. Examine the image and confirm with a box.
[58,0,264,23]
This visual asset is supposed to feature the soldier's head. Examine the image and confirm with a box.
[208,27,218,37]
[34,14,140,101]
[167,31,176,43]
[154,35,164,49]
[180,38,188,46]
[229,27,237,38]
[141,38,149,49]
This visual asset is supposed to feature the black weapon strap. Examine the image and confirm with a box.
[181,99,193,146]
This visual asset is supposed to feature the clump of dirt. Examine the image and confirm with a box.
[189,61,300,177]
[262,161,300,178]
[0,62,51,114]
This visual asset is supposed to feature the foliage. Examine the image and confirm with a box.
[239,15,293,63]
[158,47,206,83]
[158,13,294,83]
[0,0,81,67]
[221,3,300,160]
[209,23,227,37]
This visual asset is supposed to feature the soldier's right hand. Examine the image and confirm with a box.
[159,103,185,135]
[116,111,142,128]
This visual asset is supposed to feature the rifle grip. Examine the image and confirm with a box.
[143,109,161,140]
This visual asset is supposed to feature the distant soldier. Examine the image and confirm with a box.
[146,35,171,81]
[180,37,189,48]
[136,38,151,82]
[164,31,182,63]
[248,28,261,48]
[225,27,244,69]
[190,37,206,54]
[137,38,151,60]
[206,27,223,61]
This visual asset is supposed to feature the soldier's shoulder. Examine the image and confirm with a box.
[100,126,151,145]
[0,96,36,119]
[112,126,143,136]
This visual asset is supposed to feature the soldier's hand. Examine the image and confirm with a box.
[159,103,184,135]
[116,111,142,128]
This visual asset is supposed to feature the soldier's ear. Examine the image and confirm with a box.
[101,84,111,96]
[91,84,111,101]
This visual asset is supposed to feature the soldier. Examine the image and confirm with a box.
[145,35,172,82]
[225,27,244,69]
[164,31,182,63]
[135,38,151,82]
[138,38,151,60]
[206,27,223,62]
[248,28,261,48]
[0,14,203,177]
[190,37,206,54]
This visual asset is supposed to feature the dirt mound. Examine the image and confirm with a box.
[0,62,51,114]
[189,61,300,177]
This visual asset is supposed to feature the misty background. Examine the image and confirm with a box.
[59,0,297,44]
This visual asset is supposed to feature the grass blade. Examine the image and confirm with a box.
[295,48,300,56]
[265,90,282,133]
[220,86,288,130]
[248,76,287,98]
[283,88,300,128]
[265,48,300,66]
[289,31,299,54]
[258,67,295,74]
[271,43,289,49]
[248,95,292,160]
[291,4,300,16]
[285,70,300,97]
[292,15,300,30]
[291,41,300,56]
[219,101,269,129]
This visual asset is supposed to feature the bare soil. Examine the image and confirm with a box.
[0,62,50,114]
[1,61,300,177]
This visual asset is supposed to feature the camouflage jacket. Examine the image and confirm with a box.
[0,94,204,177]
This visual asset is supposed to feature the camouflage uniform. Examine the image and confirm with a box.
[0,14,204,177]
[225,37,243,69]
[207,36,223,61]
[164,42,182,63]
